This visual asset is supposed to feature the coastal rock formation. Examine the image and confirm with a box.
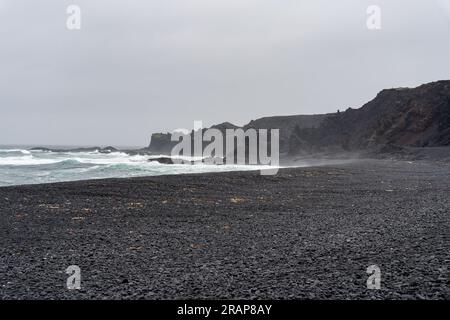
[148,156,175,164]
[243,114,329,153]
[148,156,225,165]
[148,116,328,155]
[148,122,240,156]
[27,81,450,160]
[288,80,450,154]
[30,146,119,154]
[147,80,450,158]
[147,133,178,154]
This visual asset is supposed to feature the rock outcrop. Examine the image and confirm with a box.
[148,116,328,155]
[147,80,450,158]
[288,80,450,154]
[30,146,119,154]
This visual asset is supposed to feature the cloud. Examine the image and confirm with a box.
[0,0,449,146]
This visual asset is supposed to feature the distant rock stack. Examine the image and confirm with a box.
[148,133,178,155]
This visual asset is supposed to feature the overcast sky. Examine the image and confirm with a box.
[1,0,450,147]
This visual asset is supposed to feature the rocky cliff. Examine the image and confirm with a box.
[148,80,450,157]
[288,80,450,154]
[148,116,328,155]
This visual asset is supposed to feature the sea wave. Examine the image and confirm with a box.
[0,150,208,167]
[0,155,63,166]
[0,148,267,186]
[0,152,149,166]
[0,149,32,156]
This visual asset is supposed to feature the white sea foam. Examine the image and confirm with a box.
[0,155,63,166]
[0,148,267,186]
[0,149,31,155]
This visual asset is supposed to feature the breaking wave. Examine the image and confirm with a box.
[0,148,264,186]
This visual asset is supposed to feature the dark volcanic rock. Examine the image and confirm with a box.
[146,80,450,159]
[148,157,175,164]
[244,114,329,153]
[289,80,450,155]
[148,122,241,156]
[148,157,225,165]
[99,146,118,153]
[29,146,119,153]
[147,116,328,156]
[148,133,179,154]
[1,160,450,299]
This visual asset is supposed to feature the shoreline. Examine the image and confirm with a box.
[1,159,449,299]
[0,165,268,189]
[0,158,360,189]
[0,156,441,189]
[2,145,450,188]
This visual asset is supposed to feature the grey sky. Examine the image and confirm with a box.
[1,0,450,147]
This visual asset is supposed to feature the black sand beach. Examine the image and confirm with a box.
[0,159,449,299]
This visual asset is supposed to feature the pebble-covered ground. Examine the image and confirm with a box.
[0,159,449,299]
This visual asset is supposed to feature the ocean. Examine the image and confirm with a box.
[0,146,264,187]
